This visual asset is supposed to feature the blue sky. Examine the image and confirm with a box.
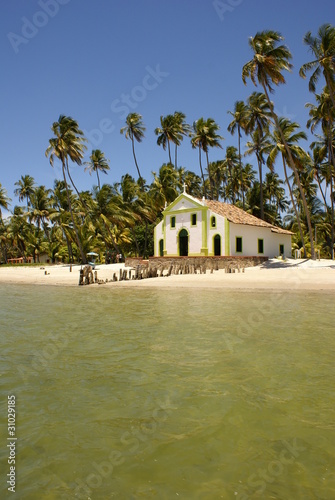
[1,0,334,210]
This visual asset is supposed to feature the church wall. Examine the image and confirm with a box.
[229,223,292,258]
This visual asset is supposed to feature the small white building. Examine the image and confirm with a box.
[154,191,292,258]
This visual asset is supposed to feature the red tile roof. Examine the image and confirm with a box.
[200,199,293,235]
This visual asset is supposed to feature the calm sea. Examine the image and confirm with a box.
[0,284,334,500]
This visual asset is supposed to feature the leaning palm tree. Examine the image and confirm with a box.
[45,115,87,263]
[191,117,223,199]
[120,113,145,182]
[299,24,335,108]
[14,175,35,208]
[84,149,110,190]
[267,118,309,257]
[228,100,249,208]
[242,30,316,259]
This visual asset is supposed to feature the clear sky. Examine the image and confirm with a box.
[1,0,334,210]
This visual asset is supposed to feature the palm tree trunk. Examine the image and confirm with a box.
[206,151,215,200]
[167,140,172,164]
[132,137,142,181]
[97,171,101,191]
[199,146,207,199]
[262,84,316,259]
[62,164,87,264]
[325,72,335,110]
[175,144,178,170]
[238,125,245,209]
[282,156,307,258]
[328,125,335,259]
[257,155,264,220]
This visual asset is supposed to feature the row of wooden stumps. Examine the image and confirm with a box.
[79,263,246,285]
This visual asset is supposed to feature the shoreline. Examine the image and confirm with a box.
[0,259,334,291]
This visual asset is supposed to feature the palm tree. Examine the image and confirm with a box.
[242,30,316,258]
[267,118,309,257]
[227,100,249,208]
[150,164,179,207]
[222,146,240,203]
[245,129,272,219]
[14,175,35,207]
[27,185,53,240]
[306,88,335,258]
[45,114,87,263]
[173,111,190,169]
[84,149,110,190]
[0,184,11,263]
[245,92,272,136]
[0,183,11,222]
[154,115,177,165]
[191,117,223,199]
[299,24,335,108]
[120,113,145,182]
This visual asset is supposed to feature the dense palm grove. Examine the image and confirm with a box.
[1,26,334,264]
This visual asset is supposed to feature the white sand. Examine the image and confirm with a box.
[0,259,334,291]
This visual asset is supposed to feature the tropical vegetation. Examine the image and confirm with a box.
[1,25,334,264]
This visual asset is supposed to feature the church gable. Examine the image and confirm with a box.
[163,193,205,214]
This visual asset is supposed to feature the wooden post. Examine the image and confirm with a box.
[79,269,84,285]
[119,268,123,281]
[94,271,98,283]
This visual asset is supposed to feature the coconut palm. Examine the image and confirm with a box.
[299,24,335,108]
[222,146,240,203]
[45,114,87,263]
[14,175,35,208]
[228,100,249,208]
[155,115,177,165]
[120,113,145,182]
[173,111,190,169]
[151,163,179,207]
[245,92,272,135]
[0,183,10,222]
[27,185,53,240]
[242,30,316,258]
[245,129,272,219]
[267,118,310,257]
[191,117,223,199]
[306,88,335,258]
[84,149,110,190]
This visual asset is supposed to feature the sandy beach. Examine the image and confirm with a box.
[0,259,334,291]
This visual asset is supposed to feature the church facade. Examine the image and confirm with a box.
[154,192,292,259]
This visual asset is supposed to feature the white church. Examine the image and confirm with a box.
[154,189,292,259]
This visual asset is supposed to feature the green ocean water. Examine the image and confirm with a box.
[0,284,334,500]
